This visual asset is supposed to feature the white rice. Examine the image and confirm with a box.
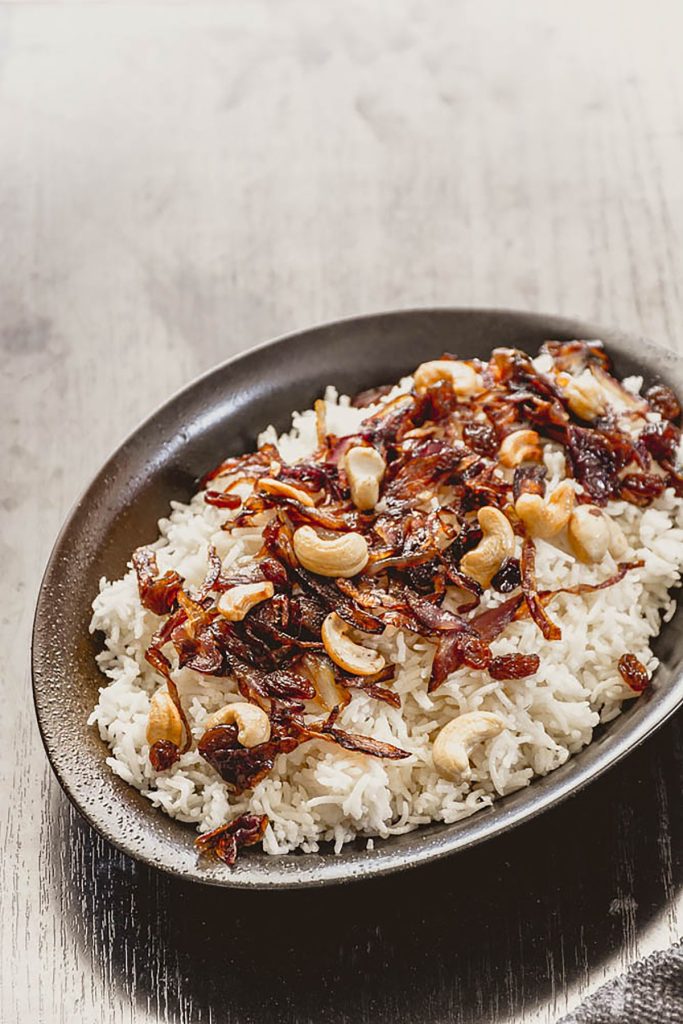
[88,379,683,855]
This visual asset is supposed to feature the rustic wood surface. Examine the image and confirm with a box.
[2,2,683,1021]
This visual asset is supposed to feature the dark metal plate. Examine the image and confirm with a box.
[31,308,683,887]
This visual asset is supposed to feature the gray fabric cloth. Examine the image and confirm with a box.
[559,942,683,1023]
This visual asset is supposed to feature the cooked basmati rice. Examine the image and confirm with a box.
[89,376,683,855]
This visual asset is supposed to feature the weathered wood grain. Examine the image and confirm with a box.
[2,1,683,1021]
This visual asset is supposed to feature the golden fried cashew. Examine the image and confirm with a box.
[321,611,386,676]
[556,371,607,421]
[146,688,184,748]
[432,712,505,781]
[257,477,316,507]
[515,480,575,540]
[568,505,629,563]
[499,429,542,468]
[293,526,369,577]
[413,360,482,396]
[204,701,271,747]
[344,446,386,511]
[217,581,275,621]
[460,507,515,587]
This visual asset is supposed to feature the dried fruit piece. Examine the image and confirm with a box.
[618,473,667,507]
[645,384,681,421]
[489,653,540,680]
[566,427,619,505]
[491,558,522,593]
[149,739,180,771]
[463,421,498,457]
[640,421,680,462]
[618,653,650,693]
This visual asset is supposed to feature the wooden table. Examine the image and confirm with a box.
[2,2,683,1021]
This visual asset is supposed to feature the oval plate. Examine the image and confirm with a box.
[32,308,683,888]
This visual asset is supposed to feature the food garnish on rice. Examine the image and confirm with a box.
[89,341,683,864]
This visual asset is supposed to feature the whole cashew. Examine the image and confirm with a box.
[568,505,628,563]
[204,701,271,747]
[217,581,275,621]
[499,429,542,468]
[321,611,386,676]
[293,526,369,577]
[413,360,483,396]
[460,507,515,587]
[515,480,575,539]
[432,711,505,781]
[556,370,607,421]
[147,688,184,748]
[344,446,386,511]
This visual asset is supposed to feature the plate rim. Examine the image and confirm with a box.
[32,305,683,888]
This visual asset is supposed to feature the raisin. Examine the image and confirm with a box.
[640,421,680,463]
[567,427,619,504]
[149,739,180,771]
[618,472,667,507]
[618,653,649,693]
[460,634,493,670]
[463,421,498,457]
[446,520,483,563]
[645,384,681,421]
[512,465,547,503]
[489,653,540,680]
[491,557,522,593]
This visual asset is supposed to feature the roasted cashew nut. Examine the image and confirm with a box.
[515,479,575,539]
[217,581,274,621]
[204,701,271,747]
[568,505,628,563]
[344,446,386,511]
[321,611,386,676]
[499,429,542,468]
[432,712,505,781]
[460,507,515,587]
[413,359,482,396]
[556,370,607,421]
[147,688,184,748]
[293,526,369,577]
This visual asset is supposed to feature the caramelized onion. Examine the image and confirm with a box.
[520,536,561,641]
[195,813,269,865]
